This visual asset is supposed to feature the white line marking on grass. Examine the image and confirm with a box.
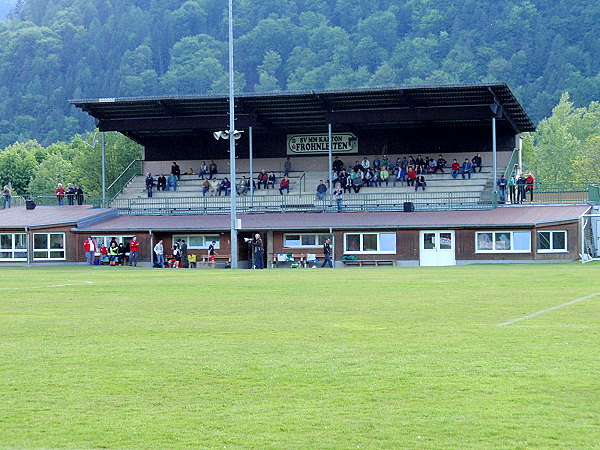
[499,292,600,326]
[0,281,95,291]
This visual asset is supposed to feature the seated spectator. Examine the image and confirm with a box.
[372,156,381,170]
[340,171,351,193]
[401,157,409,169]
[451,159,460,179]
[198,161,208,179]
[257,170,268,189]
[166,174,177,191]
[218,177,231,196]
[201,179,210,196]
[108,242,119,266]
[330,169,340,187]
[435,155,447,173]
[382,155,391,167]
[279,176,290,195]
[267,171,277,189]
[415,174,427,191]
[393,166,406,186]
[283,157,293,176]
[415,155,425,174]
[353,160,363,172]
[185,168,194,175]
[393,158,402,171]
[117,243,126,265]
[408,155,415,166]
[461,158,473,179]
[352,175,363,193]
[316,180,327,200]
[361,157,370,169]
[472,153,482,173]
[363,168,373,187]
[238,176,250,195]
[208,160,218,179]
[380,167,390,186]
[332,156,344,172]
[157,174,167,191]
[427,158,437,174]
[406,166,417,186]
[209,179,219,195]
[372,168,381,187]
[99,243,108,264]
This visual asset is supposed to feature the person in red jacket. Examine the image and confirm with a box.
[406,166,417,186]
[451,159,461,179]
[55,183,66,206]
[279,176,290,195]
[83,236,97,265]
[525,172,535,201]
[129,236,140,267]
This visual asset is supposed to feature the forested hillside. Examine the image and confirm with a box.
[0,0,598,147]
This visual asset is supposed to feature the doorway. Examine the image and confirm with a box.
[419,230,456,266]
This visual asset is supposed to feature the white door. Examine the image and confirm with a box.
[419,231,456,266]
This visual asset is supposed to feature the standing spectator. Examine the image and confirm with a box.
[332,156,344,172]
[257,170,268,189]
[157,174,167,191]
[2,185,11,209]
[208,160,218,179]
[267,171,277,189]
[166,173,177,191]
[283,157,293,176]
[508,173,517,204]
[172,239,181,268]
[451,159,460,179]
[75,185,84,205]
[516,173,527,203]
[472,153,483,172]
[321,238,333,268]
[129,236,140,266]
[334,186,343,211]
[316,180,327,200]
[526,172,535,201]
[83,236,96,265]
[406,166,417,186]
[497,175,508,203]
[251,234,264,269]
[180,240,188,268]
[198,161,208,179]
[415,174,427,191]
[66,183,76,205]
[207,240,217,266]
[279,176,290,195]
[171,162,181,178]
[145,173,154,197]
[55,183,66,205]
[461,159,473,179]
[218,178,231,196]
[154,239,164,268]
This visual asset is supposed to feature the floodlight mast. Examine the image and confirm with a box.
[228,0,238,269]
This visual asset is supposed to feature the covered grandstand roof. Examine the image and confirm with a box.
[70,83,536,145]
[0,206,117,230]
[74,205,587,232]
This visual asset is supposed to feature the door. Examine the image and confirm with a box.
[419,231,456,266]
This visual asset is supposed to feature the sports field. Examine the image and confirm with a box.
[0,263,599,448]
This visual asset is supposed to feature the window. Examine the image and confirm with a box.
[283,233,331,248]
[537,231,567,252]
[0,233,27,260]
[92,236,134,253]
[344,233,396,253]
[173,234,220,250]
[33,233,65,260]
[475,231,531,253]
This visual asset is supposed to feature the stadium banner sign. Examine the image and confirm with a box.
[287,133,358,155]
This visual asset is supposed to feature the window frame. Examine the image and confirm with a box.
[91,235,135,254]
[475,231,531,253]
[343,232,396,254]
[537,230,568,253]
[172,234,220,250]
[0,233,27,261]
[33,232,65,261]
[283,233,331,248]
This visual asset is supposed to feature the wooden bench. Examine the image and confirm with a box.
[342,259,394,267]
[272,253,325,268]
[200,254,231,264]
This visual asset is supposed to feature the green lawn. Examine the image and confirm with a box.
[0,264,599,448]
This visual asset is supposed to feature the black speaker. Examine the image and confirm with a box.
[26,200,36,210]
[403,201,414,212]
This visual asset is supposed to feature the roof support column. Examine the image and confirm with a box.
[249,125,254,208]
[102,132,106,207]
[228,0,238,269]
[492,117,497,201]
[328,123,333,207]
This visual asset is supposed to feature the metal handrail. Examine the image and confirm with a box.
[504,148,520,179]
[106,159,143,203]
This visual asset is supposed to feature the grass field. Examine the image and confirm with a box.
[0,263,599,448]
